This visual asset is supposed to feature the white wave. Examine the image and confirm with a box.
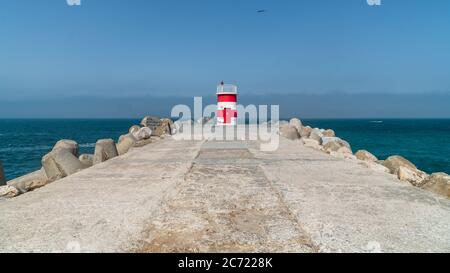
[0,145,53,153]
[79,143,96,148]
[0,143,96,153]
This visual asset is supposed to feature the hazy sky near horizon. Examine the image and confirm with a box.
[1,0,450,117]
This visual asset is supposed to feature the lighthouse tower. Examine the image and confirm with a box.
[216,82,238,126]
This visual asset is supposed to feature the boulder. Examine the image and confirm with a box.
[279,124,300,140]
[53,139,79,157]
[153,125,165,137]
[133,127,152,141]
[140,127,152,139]
[0,160,5,186]
[129,125,141,135]
[42,153,62,181]
[329,146,355,159]
[302,138,323,151]
[302,138,319,145]
[330,151,356,160]
[298,126,312,138]
[153,118,173,136]
[382,156,417,174]
[322,129,335,137]
[116,134,136,155]
[0,185,19,199]
[141,116,160,127]
[345,153,357,160]
[355,150,378,162]
[118,133,136,143]
[7,168,49,193]
[359,161,390,173]
[134,138,153,147]
[323,140,341,152]
[322,137,351,148]
[42,149,85,181]
[79,154,94,168]
[289,118,302,132]
[397,166,428,186]
[322,137,351,152]
[337,146,353,155]
[421,173,450,198]
[309,129,323,144]
[141,115,174,136]
[93,139,119,165]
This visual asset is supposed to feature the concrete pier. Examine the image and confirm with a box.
[1,134,449,253]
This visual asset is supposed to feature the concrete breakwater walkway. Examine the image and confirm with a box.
[1,135,449,252]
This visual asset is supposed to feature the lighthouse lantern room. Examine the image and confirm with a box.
[216,82,238,126]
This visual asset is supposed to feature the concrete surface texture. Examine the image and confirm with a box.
[0,131,449,253]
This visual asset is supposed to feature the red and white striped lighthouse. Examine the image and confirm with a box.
[216,82,237,126]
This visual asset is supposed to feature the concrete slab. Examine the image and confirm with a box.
[0,133,449,253]
[251,138,450,253]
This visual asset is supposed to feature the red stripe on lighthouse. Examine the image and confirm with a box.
[217,108,237,124]
[217,94,237,102]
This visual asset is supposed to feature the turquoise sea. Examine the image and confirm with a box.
[0,119,449,181]
[0,119,139,181]
[302,119,450,176]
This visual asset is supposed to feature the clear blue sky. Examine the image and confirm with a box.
[1,0,449,117]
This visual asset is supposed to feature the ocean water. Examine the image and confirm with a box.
[0,119,139,181]
[301,119,450,175]
[0,119,449,181]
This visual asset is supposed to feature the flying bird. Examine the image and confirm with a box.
[257,9,266,13]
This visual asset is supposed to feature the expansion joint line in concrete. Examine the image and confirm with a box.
[255,164,319,252]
